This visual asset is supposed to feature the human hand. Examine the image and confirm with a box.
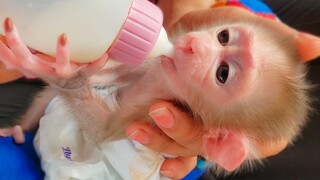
[157,0,215,29]
[126,100,288,178]
[0,18,108,89]
[165,7,259,35]
[0,61,23,83]
[126,101,202,179]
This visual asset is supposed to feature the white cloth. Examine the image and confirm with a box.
[34,96,169,180]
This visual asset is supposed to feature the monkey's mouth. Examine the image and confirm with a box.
[160,55,177,75]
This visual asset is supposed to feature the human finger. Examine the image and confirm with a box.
[149,100,204,153]
[160,156,197,179]
[126,121,198,157]
[256,139,288,158]
[167,7,257,36]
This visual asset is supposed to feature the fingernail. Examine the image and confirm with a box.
[160,170,174,178]
[59,33,67,46]
[4,18,13,32]
[149,107,174,129]
[127,129,149,145]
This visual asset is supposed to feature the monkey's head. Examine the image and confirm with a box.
[161,7,320,172]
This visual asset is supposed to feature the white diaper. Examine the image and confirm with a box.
[34,96,169,180]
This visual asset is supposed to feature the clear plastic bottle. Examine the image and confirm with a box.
[0,0,173,65]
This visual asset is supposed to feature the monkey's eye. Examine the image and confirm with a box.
[216,63,229,84]
[217,29,229,46]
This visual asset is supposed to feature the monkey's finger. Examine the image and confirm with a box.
[80,52,109,77]
[160,156,197,179]
[3,18,32,62]
[12,125,25,144]
[126,122,199,157]
[148,100,205,153]
[55,34,72,78]
[0,34,23,71]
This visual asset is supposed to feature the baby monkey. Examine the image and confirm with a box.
[0,7,319,174]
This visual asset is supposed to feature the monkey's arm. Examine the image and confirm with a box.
[19,88,56,132]
[0,18,110,143]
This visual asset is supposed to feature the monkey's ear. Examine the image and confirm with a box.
[293,32,320,62]
[203,130,249,171]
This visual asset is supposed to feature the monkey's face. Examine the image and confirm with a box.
[162,20,302,132]
[161,24,267,107]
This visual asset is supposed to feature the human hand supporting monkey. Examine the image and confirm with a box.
[127,100,289,178]
[127,100,288,163]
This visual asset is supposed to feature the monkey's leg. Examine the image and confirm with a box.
[0,125,24,144]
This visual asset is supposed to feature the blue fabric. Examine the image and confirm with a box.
[239,0,273,13]
[0,132,44,180]
[181,158,210,180]
[182,168,207,180]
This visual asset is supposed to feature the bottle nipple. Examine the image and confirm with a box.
[147,27,174,59]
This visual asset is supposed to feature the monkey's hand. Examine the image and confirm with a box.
[0,125,25,144]
[0,18,108,89]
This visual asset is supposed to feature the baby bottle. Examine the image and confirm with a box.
[0,0,173,65]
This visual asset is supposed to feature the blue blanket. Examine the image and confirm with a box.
[0,132,44,180]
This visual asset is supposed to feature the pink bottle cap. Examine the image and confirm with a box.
[107,0,163,66]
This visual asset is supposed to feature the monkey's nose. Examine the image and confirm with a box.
[183,36,211,56]
[186,37,200,55]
